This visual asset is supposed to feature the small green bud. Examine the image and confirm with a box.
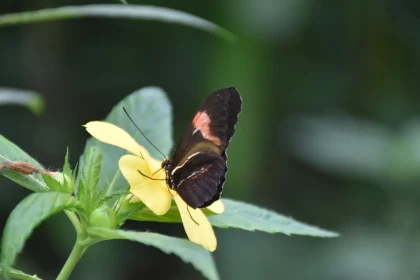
[89,205,117,229]
[52,172,75,193]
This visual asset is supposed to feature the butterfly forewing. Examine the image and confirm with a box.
[170,87,241,166]
[167,87,242,208]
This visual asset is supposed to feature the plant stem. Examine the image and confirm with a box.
[56,238,88,280]
[64,210,82,233]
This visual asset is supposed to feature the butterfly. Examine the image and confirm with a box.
[161,87,242,209]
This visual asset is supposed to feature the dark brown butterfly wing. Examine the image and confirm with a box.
[171,152,225,208]
[168,87,242,208]
[170,87,242,166]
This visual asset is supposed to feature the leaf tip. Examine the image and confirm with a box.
[26,94,45,116]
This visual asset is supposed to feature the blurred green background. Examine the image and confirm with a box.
[2,0,420,279]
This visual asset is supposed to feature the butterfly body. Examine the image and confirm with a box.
[163,87,242,209]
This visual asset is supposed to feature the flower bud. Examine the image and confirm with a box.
[89,205,117,229]
[52,172,75,193]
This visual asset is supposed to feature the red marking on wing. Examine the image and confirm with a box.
[189,165,211,180]
[192,111,222,146]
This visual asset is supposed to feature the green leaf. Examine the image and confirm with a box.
[123,201,181,223]
[60,148,76,193]
[0,5,235,42]
[98,191,129,210]
[77,146,102,212]
[208,199,339,237]
[88,227,219,280]
[1,192,79,270]
[0,135,48,192]
[62,147,72,179]
[41,174,62,192]
[128,199,339,237]
[80,87,173,201]
[0,88,45,116]
[72,162,78,181]
[0,263,42,280]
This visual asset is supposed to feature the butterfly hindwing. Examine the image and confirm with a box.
[171,152,225,208]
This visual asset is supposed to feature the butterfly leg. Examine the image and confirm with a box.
[137,170,165,181]
[137,170,175,198]
[166,183,175,197]
[152,167,164,175]
[187,206,199,226]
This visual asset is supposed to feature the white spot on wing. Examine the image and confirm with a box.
[170,152,201,175]
[186,171,199,180]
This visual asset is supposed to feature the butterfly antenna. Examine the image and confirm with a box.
[123,107,166,159]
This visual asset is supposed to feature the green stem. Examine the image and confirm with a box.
[64,210,82,233]
[56,237,89,280]
[57,211,98,280]
[57,234,92,280]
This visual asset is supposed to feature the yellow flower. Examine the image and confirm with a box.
[84,121,224,251]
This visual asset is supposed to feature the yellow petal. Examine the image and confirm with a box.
[85,121,165,174]
[206,200,225,214]
[119,155,171,215]
[146,156,165,175]
[84,121,148,158]
[119,155,152,185]
[130,182,172,216]
[174,195,217,252]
